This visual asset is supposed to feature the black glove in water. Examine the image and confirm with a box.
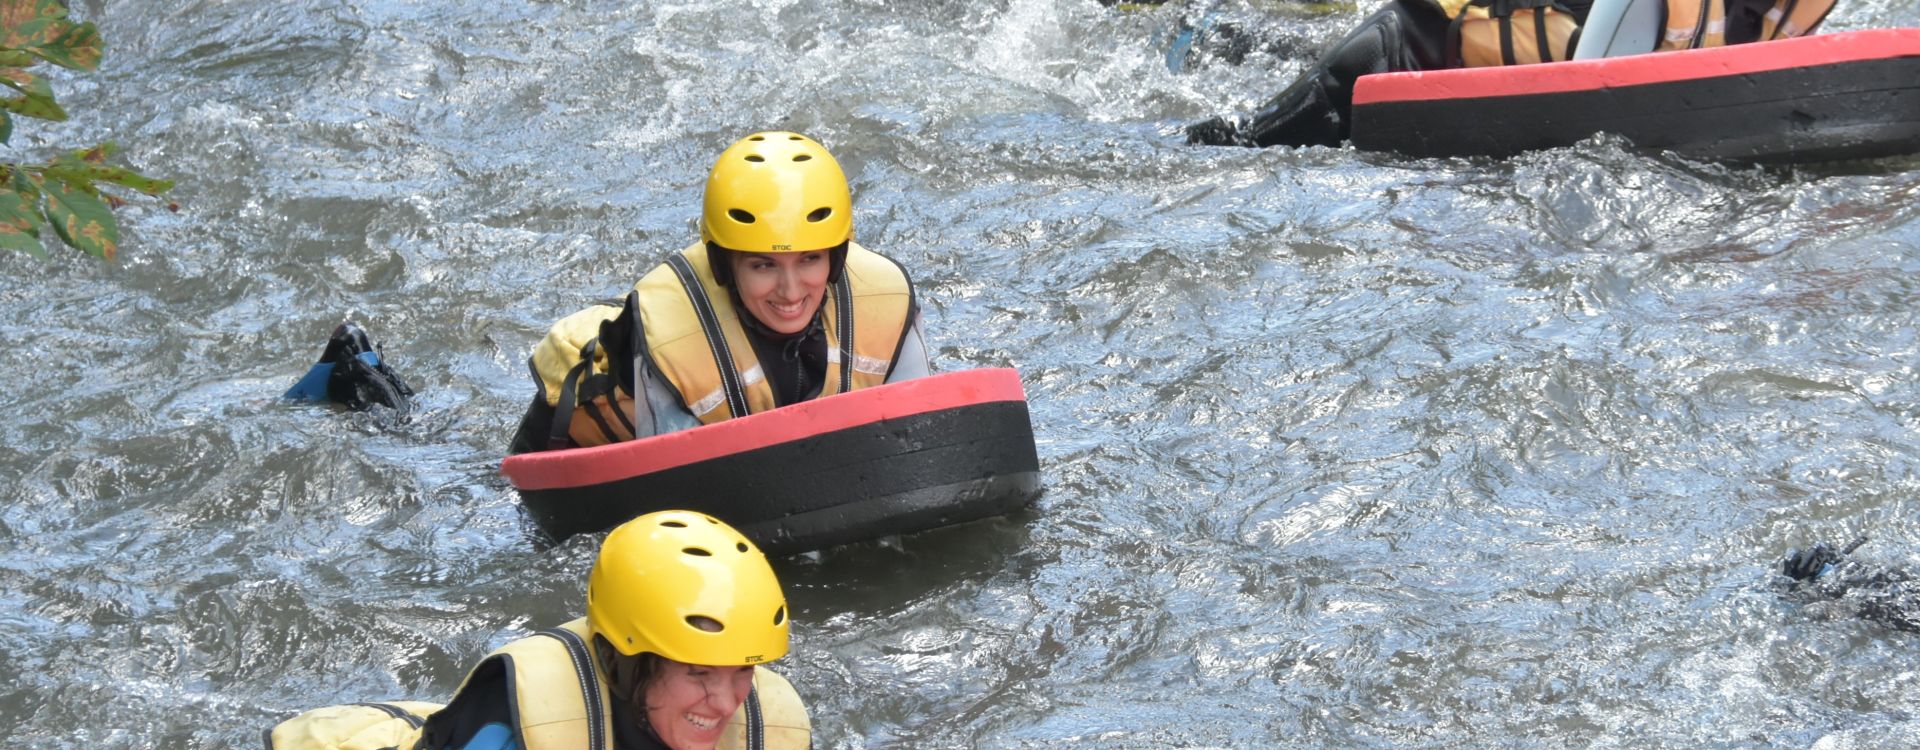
[1783,537,1868,581]
[1783,544,1843,581]
[323,322,414,417]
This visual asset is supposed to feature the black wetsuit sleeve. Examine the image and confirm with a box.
[417,661,515,750]
[508,394,560,455]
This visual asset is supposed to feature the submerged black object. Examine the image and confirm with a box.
[1782,536,1867,581]
[1780,536,1920,633]
[285,322,415,417]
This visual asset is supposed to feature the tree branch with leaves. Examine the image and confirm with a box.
[0,0,171,260]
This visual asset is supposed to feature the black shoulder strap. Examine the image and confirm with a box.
[547,339,595,451]
[1534,3,1557,62]
[1564,18,1582,61]
[1495,0,1519,65]
[535,628,608,750]
[744,686,764,750]
[1445,2,1474,67]
[665,254,750,418]
[832,272,854,394]
[620,291,656,437]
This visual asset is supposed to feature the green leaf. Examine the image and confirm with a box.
[47,143,171,196]
[0,67,48,97]
[41,178,113,258]
[0,65,62,122]
[0,0,70,26]
[11,166,39,201]
[0,187,38,232]
[0,90,61,120]
[0,66,60,121]
[0,226,47,257]
[0,1,71,46]
[60,140,113,162]
[3,17,54,50]
[0,110,11,144]
[0,51,35,67]
[0,0,64,40]
[28,20,97,71]
[80,164,170,195]
[0,189,44,258]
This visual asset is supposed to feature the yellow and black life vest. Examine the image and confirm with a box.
[1441,0,1583,67]
[530,300,639,449]
[636,241,913,425]
[265,618,812,750]
[533,241,915,448]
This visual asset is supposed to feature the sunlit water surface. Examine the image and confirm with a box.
[4,0,1920,747]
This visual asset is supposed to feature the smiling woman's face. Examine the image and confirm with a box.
[644,658,757,750]
[729,250,830,334]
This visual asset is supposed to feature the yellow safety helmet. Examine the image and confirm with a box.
[700,131,853,254]
[586,510,790,667]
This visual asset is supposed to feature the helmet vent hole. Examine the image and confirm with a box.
[745,154,765,163]
[749,135,765,141]
[687,615,724,633]
[683,546,712,557]
[661,520,687,528]
[806,207,832,223]
[773,606,786,625]
[792,154,812,162]
[788,135,802,140]
[728,209,756,224]
[736,542,748,552]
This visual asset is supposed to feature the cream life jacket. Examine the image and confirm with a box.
[636,241,914,425]
[264,618,811,750]
[532,241,915,448]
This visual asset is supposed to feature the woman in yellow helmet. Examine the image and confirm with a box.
[510,131,929,453]
[265,510,811,750]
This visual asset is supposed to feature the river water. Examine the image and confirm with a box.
[5,0,1920,747]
